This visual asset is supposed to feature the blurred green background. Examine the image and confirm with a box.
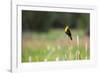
[22,10,90,62]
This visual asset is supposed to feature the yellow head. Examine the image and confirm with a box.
[64,26,69,32]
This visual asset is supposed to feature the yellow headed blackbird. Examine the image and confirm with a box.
[64,25,72,40]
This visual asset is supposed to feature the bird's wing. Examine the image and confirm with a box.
[67,29,72,40]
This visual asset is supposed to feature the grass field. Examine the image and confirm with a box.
[22,29,90,62]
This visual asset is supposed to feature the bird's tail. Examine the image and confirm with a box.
[70,36,72,40]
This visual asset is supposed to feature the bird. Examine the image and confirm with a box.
[64,25,72,40]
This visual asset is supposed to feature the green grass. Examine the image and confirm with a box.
[22,29,90,62]
[22,46,90,62]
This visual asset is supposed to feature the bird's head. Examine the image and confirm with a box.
[64,25,69,32]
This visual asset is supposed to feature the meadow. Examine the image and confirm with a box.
[22,29,90,62]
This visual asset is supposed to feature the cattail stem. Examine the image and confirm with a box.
[56,57,59,61]
[68,46,73,60]
[76,50,81,60]
[64,54,67,60]
[76,35,81,59]
[45,46,55,60]
[28,56,32,62]
[77,35,79,48]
